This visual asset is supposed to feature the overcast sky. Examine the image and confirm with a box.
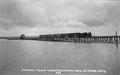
[0,0,120,36]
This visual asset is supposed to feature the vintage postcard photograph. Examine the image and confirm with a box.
[0,0,120,75]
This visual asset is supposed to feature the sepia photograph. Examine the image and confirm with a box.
[0,0,120,75]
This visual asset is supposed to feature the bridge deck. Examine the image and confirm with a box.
[0,36,120,44]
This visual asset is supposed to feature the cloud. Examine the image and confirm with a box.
[0,0,35,29]
[0,0,120,30]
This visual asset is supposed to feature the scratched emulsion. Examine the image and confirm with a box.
[0,40,120,75]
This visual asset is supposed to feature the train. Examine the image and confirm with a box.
[39,32,92,41]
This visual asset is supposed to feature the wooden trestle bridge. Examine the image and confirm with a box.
[51,32,119,44]
[54,35,120,43]
[0,32,120,46]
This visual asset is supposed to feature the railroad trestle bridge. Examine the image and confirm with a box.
[54,36,120,43]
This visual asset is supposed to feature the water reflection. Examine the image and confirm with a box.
[0,40,120,75]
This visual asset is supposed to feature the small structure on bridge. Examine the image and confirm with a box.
[20,34,26,40]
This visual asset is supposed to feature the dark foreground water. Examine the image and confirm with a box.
[0,40,120,75]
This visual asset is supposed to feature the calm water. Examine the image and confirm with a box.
[0,40,120,75]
